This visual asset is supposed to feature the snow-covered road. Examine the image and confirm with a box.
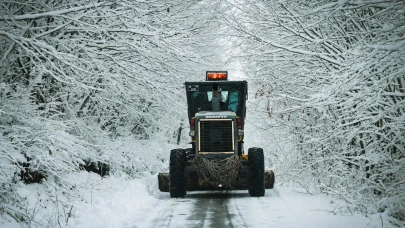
[143,191,256,228]
[132,186,383,228]
[0,172,389,228]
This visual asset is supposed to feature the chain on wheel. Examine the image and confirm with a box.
[192,155,240,188]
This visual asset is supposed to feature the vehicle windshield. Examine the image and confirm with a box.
[185,81,247,119]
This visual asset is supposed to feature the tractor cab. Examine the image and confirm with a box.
[185,71,248,156]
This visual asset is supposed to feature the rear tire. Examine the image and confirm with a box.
[248,147,265,196]
[170,149,186,198]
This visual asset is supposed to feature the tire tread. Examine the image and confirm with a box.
[248,147,265,196]
[170,149,186,198]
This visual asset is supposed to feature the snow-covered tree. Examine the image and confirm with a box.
[227,0,405,220]
[0,0,226,223]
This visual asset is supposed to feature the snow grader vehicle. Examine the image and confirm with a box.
[158,71,275,197]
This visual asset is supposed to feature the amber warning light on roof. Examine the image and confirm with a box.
[206,71,228,81]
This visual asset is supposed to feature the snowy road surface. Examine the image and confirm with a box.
[0,173,395,228]
[10,173,386,228]
[133,186,382,228]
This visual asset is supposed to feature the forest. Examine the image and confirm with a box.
[0,0,404,226]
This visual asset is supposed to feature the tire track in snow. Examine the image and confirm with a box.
[188,191,235,228]
[147,198,179,228]
[231,190,249,228]
[224,198,235,228]
[187,193,210,227]
[271,187,303,227]
[206,192,235,228]
[228,191,276,227]
[143,188,302,228]
[141,191,237,228]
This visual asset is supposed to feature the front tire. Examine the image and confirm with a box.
[169,149,186,198]
[248,147,265,196]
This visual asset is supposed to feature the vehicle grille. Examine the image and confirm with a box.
[199,119,234,153]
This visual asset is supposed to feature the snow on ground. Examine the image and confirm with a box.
[64,174,161,228]
[1,170,395,228]
[0,134,399,228]
[17,174,397,227]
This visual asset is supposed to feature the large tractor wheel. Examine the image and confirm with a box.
[169,149,186,198]
[248,147,265,196]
